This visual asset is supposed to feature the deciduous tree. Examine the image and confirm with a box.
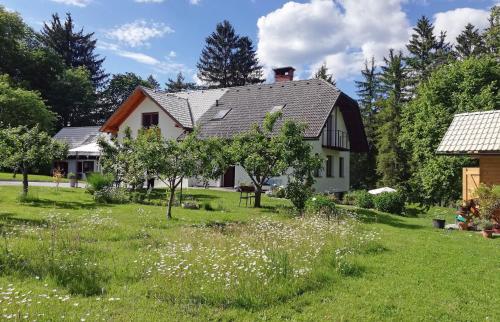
[0,125,67,196]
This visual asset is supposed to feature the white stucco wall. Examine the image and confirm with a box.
[117,97,184,140]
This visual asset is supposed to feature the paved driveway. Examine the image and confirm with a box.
[0,181,85,188]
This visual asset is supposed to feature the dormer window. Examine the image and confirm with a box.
[211,109,231,121]
[142,112,158,128]
[270,104,286,114]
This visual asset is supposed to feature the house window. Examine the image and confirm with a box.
[339,157,344,178]
[142,112,159,128]
[314,154,321,177]
[326,156,333,177]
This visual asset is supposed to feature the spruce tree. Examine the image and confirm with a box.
[406,16,450,86]
[197,20,264,88]
[147,75,161,90]
[376,50,408,187]
[352,57,380,188]
[484,5,499,56]
[314,63,336,85]
[39,13,107,88]
[455,23,486,59]
[165,72,197,92]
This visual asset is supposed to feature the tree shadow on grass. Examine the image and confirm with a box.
[21,198,101,210]
[0,213,49,227]
[354,208,424,230]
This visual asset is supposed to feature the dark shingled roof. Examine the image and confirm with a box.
[196,79,368,153]
[53,126,101,149]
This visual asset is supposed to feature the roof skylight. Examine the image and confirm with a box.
[211,108,231,120]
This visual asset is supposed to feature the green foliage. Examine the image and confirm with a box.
[0,125,67,195]
[373,191,406,215]
[314,63,335,85]
[0,75,56,130]
[285,181,313,215]
[93,187,129,204]
[99,73,151,123]
[344,190,374,209]
[86,172,114,195]
[197,20,264,87]
[134,128,199,219]
[455,23,487,59]
[39,12,107,88]
[305,195,337,219]
[46,67,96,128]
[230,113,321,208]
[484,5,499,56]
[165,72,197,92]
[401,56,499,205]
[475,184,500,222]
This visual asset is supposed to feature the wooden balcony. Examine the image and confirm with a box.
[322,129,349,150]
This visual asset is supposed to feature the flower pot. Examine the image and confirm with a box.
[493,226,500,234]
[458,222,468,231]
[482,230,493,239]
[432,219,445,229]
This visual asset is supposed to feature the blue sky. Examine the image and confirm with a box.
[3,0,497,97]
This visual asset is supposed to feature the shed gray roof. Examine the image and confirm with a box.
[53,126,101,149]
[437,110,500,155]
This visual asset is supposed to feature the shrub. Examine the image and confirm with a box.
[86,172,114,195]
[306,195,338,219]
[94,187,129,204]
[286,181,313,215]
[476,184,500,222]
[343,190,373,208]
[373,191,406,214]
[203,202,214,211]
[354,191,374,209]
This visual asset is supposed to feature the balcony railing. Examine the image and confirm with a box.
[322,129,349,150]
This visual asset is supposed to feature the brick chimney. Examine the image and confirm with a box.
[273,66,295,82]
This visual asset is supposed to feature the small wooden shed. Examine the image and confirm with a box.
[437,110,500,200]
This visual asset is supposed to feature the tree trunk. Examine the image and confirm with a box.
[254,185,262,208]
[22,167,28,196]
[166,186,175,220]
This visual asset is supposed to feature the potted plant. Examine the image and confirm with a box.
[68,172,77,188]
[479,219,494,238]
[432,210,446,229]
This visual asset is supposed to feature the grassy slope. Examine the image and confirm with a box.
[0,186,498,321]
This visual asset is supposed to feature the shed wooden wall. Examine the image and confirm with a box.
[479,156,500,186]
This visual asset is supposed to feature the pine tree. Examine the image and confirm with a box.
[197,20,264,88]
[455,23,486,59]
[146,75,161,90]
[352,57,380,188]
[376,50,408,187]
[406,16,450,86]
[233,37,265,86]
[39,13,107,88]
[165,72,197,92]
[314,63,336,86]
[484,5,499,56]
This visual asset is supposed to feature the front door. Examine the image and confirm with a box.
[222,166,235,188]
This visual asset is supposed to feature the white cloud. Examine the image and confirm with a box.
[116,51,160,65]
[135,0,164,2]
[190,0,202,5]
[106,20,174,47]
[433,8,490,45]
[257,0,410,81]
[168,51,177,58]
[50,0,91,7]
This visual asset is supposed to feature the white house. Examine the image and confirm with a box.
[100,67,368,194]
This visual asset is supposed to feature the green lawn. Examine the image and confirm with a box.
[0,172,70,183]
[0,185,498,321]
